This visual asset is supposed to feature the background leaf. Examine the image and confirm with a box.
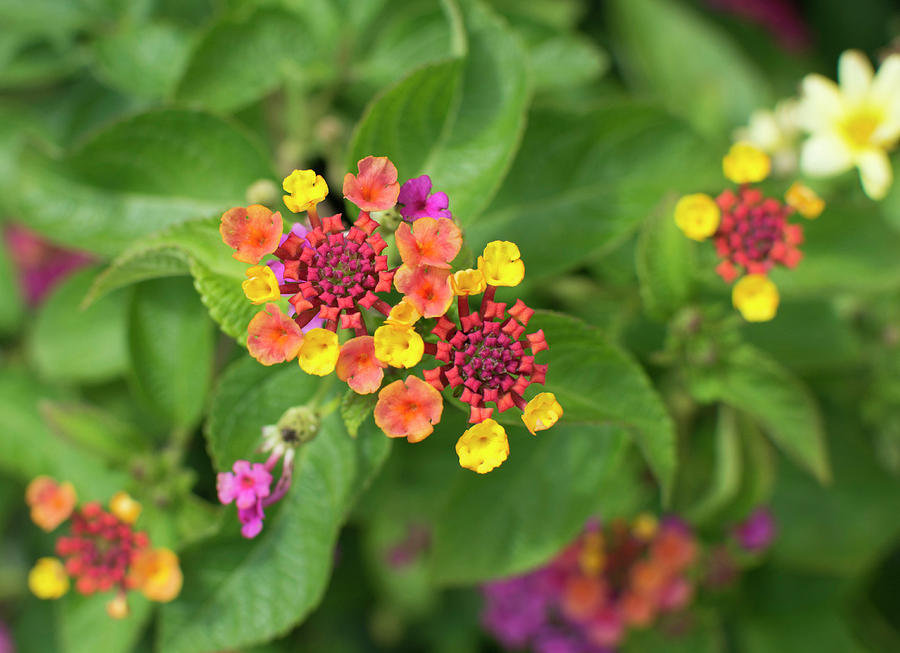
[636,195,695,318]
[128,277,216,429]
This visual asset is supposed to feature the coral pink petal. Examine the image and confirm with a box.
[394,265,453,318]
[336,336,386,394]
[342,156,400,211]
[374,376,443,442]
[246,304,304,365]
[220,205,283,264]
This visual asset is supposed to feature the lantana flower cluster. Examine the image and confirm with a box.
[481,510,777,653]
[24,477,182,618]
[736,49,900,200]
[675,142,824,322]
[218,156,563,515]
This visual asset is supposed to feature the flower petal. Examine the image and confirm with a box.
[838,49,874,101]
[336,336,386,394]
[394,264,453,318]
[246,304,304,365]
[797,74,844,131]
[374,376,443,443]
[857,147,893,200]
[220,205,283,264]
[799,133,854,177]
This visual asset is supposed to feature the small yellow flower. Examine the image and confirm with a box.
[28,557,69,599]
[373,324,424,368]
[242,265,281,304]
[785,182,825,219]
[579,531,605,575]
[283,169,329,213]
[673,193,720,241]
[385,298,421,328]
[109,491,142,524]
[477,241,525,287]
[449,268,486,296]
[722,142,771,184]
[455,419,509,474]
[631,513,659,541]
[298,328,340,375]
[521,392,563,436]
[732,275,779,322]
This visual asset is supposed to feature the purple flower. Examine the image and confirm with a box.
[481,573,552,649]
[397,175,451,221]
[0,620,12,653]
[704,0,809,52]
[217,460,272,510]
[533,625,587,653]
[733,507,777,552]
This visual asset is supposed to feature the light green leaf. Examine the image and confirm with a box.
[27,266,131,384]
[159,359,391,653]
[92,22,191,99]
[348,0,530,225]
[174,8,325,113]
[0,233,24,334]
[11,110,274,256]
[636,195,695,318]
[39,400,148,462]
[128,277,215,429]
[341,389,377,438]
[607,0,771,134]
[531,311,677,501]
[685,406,743,523]
[691,345,830,484]
[466,103,719,279]
[58,594,152,653]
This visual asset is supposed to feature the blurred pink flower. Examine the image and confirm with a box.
[3,224,93,306]
[705,0,810,51]
[0,620,13,653]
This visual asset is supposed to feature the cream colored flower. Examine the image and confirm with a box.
[734,100,801,175]
[796,50,900,200]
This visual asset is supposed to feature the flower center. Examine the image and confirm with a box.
[841,108,882,149]
[307,237,377,305]
[459,328,520,389]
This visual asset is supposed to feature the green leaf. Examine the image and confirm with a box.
[86,217,257,340]
[0,233,24,334]
[607,0,771,135]
[58,594,152,653]
[429,415,640,584]
[771,203,900,296]
[0,367,128,499]
[39,400,148,463]
[159,359,391,653]
[531,311,677,501]
[685,406,743,523]
[128,277,215,429]
[341,389,377,438]
[636,195,695,318]
[466,103,720,279]
[348,0,530,225]
[174,8,325,113]
[691,345,831,484]
[27,266,131,384]
[623,609,725,653]
[11,110,274,256]
[91,22,191,99]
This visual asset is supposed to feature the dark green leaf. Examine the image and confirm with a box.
[58,594,152,653]
[466,103,720,279]
[39,400,148,463]
[128,277,215,429]
[685,407,743,523]
[607,0,771,134]
[0,233,24,334]
[530,311,677,501]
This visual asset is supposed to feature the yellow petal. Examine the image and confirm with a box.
[478,241,525,287]
[373,324,424,368]
[242,265,281,304]
[521,392,563,436]
[28,558,69,600]
[455,419,509,473]
[385,298,421,328]
[282,169,329,213]
[673,193,720,241]
[785,182,825,219]
[449,268,487,296]
[722,142,771,184]
[732,275,779,322]
[109,491,142,524]
[298,328,340,375]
